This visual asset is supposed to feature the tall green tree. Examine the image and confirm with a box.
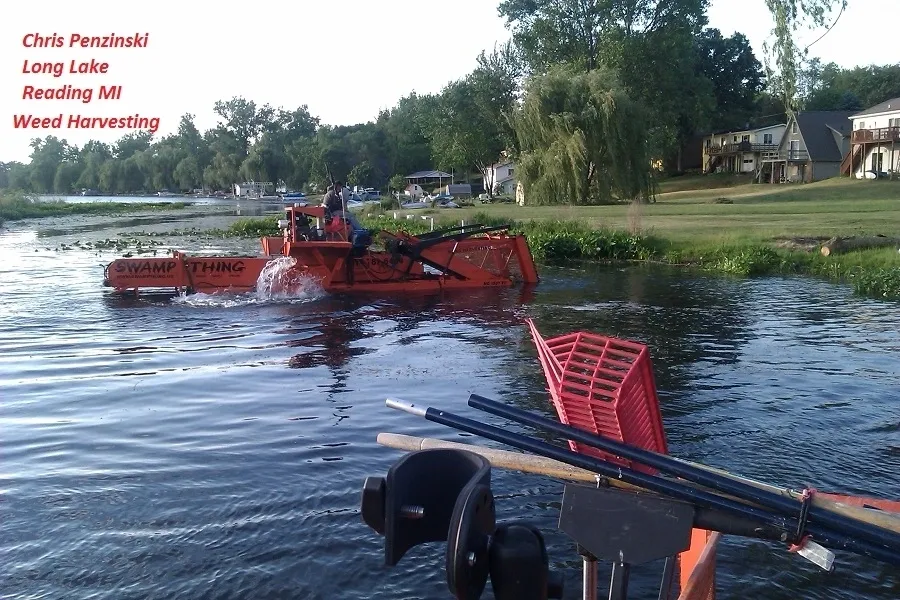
[377,93,434,178]
[212,97,275,156]
[28,137,77,193]
[419,43,522,195]
[696,29,766,130]
[498,0,707,73]
[512,66,653,206]
[802,62,900,110]
[761,0,847,114]
[497,0,711,164]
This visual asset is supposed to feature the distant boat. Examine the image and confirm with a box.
[282,191,307,200]
[401,201,429,209]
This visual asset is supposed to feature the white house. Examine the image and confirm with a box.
[845,97,900,178]
[234,181,271,197]
[486,162,516,196]
[404,183,425,199]
[702,124,786,174]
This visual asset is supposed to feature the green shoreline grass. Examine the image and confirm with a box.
[0,190,187,225]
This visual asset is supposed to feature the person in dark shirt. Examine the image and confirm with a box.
[321,181,363,231]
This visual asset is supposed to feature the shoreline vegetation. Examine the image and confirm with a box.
[3,178,896,301]
[0,190,186,223]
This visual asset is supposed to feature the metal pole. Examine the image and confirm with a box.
[657,557,676,600]
[582,555,597,600]
[608,562,629,600]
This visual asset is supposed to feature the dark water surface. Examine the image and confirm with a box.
[2,223,899,600]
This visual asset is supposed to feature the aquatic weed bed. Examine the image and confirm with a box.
[0,191,187,225]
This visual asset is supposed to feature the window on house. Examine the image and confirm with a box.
[764,133,773,144]
[791,122,797,134]
[741,135,750,142]
[733,136,738,142]
[889,118,899,128]
[789,140,800,159]
[858,121,865,130]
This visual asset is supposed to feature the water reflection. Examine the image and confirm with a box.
[280,286,537,375]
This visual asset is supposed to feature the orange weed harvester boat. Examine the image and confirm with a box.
[103,205,540,295]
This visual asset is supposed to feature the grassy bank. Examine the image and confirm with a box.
[469,178,900,243]
[0,190,187,226]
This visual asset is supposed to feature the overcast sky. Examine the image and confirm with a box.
[2,0,896,163]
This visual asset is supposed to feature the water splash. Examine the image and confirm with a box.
[255,256,325,301]
[173,257,326,307]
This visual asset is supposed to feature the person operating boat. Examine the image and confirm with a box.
[321,180,363,231]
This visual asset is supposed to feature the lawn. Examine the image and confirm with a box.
[454,178,900,244]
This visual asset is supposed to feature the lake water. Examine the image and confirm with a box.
[1,209,899,600]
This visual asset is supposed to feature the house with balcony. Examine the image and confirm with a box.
[702,124,785,174]
[841,96,900,178]
[757,111,853,183]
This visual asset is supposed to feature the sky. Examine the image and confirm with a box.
[2,0,897,164]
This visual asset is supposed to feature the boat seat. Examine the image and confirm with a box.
[324,217,373,249]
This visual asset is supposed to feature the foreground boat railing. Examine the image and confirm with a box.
[359,396,900,600]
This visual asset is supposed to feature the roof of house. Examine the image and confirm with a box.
[851,96,900,119]
[794,111,854,162]
[406,170,452,179]
[705,123,787,138]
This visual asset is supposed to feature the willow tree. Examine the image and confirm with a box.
[512,66,652,206]
[763,0,847,114]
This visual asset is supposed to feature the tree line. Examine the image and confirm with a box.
[2,0,898,205]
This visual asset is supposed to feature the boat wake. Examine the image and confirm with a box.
[173,257,326,307]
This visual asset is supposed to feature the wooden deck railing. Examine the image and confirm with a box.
[758,149,810,161]
[707,142,779,155]
[851,127,900,143]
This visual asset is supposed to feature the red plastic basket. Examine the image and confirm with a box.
[527,318,668,474]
